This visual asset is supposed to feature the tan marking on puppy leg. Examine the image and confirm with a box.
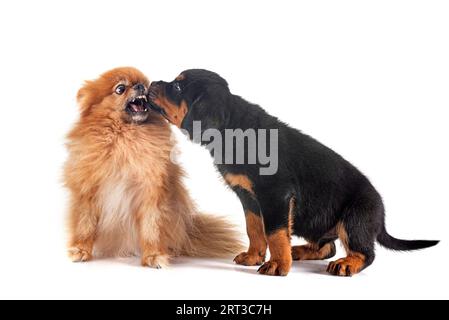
[327,222,366,276]
[224,174,255,195]
[336,222,349,251]
[292,242,336,260]
[327,253,366,277]
[258,229,292,276]
[234,212,267,266]
[288,197,296,237]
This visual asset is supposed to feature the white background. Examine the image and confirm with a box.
[0,0,447,300]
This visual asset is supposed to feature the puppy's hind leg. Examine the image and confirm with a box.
[326,226,375,277]
[292,241,337,261]
[327,199,380,276]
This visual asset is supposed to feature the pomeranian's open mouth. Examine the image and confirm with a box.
[125,95,152,123]
[126,95,149,114]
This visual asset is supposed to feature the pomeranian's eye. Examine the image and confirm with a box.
[173,82,182,93]
[115,85,126,95]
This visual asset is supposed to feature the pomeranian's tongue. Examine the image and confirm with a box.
[130,103,144,112]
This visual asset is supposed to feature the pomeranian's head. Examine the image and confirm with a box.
[77,67,153,124]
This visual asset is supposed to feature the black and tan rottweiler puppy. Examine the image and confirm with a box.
[148,69,438,277]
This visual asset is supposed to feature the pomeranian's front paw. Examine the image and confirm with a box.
[68,247,92,263]
[142,254,170,269]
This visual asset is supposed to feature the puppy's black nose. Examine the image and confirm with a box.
[134,84,145,94]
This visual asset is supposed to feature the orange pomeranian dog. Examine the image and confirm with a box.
[64,67,243,268]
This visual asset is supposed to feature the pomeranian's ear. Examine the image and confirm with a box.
[76,82,92,115]
[76,81,98,116]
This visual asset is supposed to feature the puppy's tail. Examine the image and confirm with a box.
[182,214,245,258]
[377,227,439,251]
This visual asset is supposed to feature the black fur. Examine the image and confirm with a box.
[149,69,439,275]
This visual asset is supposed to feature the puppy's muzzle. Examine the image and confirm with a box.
[148,82,168,117]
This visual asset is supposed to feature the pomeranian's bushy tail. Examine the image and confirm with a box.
[182,214,245,258]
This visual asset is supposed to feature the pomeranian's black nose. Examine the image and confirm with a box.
[134,84,145,94]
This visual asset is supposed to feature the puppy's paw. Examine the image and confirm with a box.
[68,247,92,263]
[234,252,265,266]
[258,260,291,276]
[326,255,365,277]
[142,254,170,269]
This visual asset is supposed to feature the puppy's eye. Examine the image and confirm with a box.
[173,82,182,92]
[115,85,126,95]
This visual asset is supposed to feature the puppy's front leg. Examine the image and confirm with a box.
[137,206,170,269]
[259,229,292,276]
[257,194,293,276]
[234,210,267,266]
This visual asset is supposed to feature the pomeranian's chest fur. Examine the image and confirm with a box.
[65,117,173,256]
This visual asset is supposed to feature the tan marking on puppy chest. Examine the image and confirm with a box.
[224,174,255,195]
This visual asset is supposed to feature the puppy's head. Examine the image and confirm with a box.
[148,69,230,131]
[77,67,152,124]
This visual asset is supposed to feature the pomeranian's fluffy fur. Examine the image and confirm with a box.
[64,67,242,268]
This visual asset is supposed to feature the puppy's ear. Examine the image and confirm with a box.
[183,85,229,134]
[191,92,205,109]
